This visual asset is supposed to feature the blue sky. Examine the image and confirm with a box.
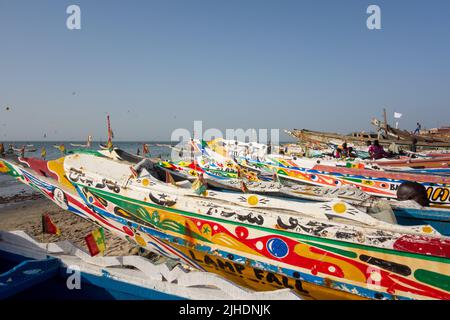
[0,0,449,141]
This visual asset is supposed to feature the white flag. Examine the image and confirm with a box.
[394,112,402,119]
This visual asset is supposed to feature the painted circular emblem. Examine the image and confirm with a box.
[332,202,347,214]
[141,179,149,186]
[266,238,289,258]
[235,226,249,239]
[53,188,68,210]
[247,195,259,206]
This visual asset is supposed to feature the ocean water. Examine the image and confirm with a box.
[0,141,174,198]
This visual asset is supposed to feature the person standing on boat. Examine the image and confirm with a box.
[368,140,388,160]
[0,143,4,156]
[136,148,140,156]
[413,122,421,135]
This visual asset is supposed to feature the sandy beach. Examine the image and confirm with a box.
[0,195,136,257]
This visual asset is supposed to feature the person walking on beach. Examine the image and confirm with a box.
[413,122,421,135]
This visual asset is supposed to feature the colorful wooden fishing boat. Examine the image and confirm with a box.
[370,157,450,170]
[238,155,450,207]
[1,153,449,300]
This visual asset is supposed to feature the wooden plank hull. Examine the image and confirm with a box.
[287,129,450,149]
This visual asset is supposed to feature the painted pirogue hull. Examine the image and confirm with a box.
[371,157,450,169]
[1,157,450,300]
[243,157,450,207]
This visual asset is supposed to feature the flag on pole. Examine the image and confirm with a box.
[41,147,46,159]
[106,115,114,151]
[85,228,106,256]
[394,112,402,119]
[241,181,249,193]
[200,139,208,153]
[143,143,150,155]
[129,166,138,178]
[42,214,61,235]
[237,167,241,178]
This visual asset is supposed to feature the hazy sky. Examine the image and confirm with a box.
[1,0,449,141]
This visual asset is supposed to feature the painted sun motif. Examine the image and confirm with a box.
[247,195,259,206]
[422,226,433,233]
[142,178,149,186]
[332,202,347,214]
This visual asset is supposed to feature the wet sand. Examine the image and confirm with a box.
[0,197,137,256]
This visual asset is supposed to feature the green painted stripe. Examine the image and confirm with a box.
[414,269,450,292]
[302,241,358,258]
[83,184,450,264]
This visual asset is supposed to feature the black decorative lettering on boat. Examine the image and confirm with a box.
[187,249,310,296]
[359,254,412,276]
[390,184,399,191]
[299,221,336,237]
[94,179,106,189]
[277,216,299,230]
[149,192,177,207]
[220,210,264,225]
[104,179,121,193]
[335,230,359,240]
[68,169,94,186]
[367,231,394,244]
[68,169,82,182]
